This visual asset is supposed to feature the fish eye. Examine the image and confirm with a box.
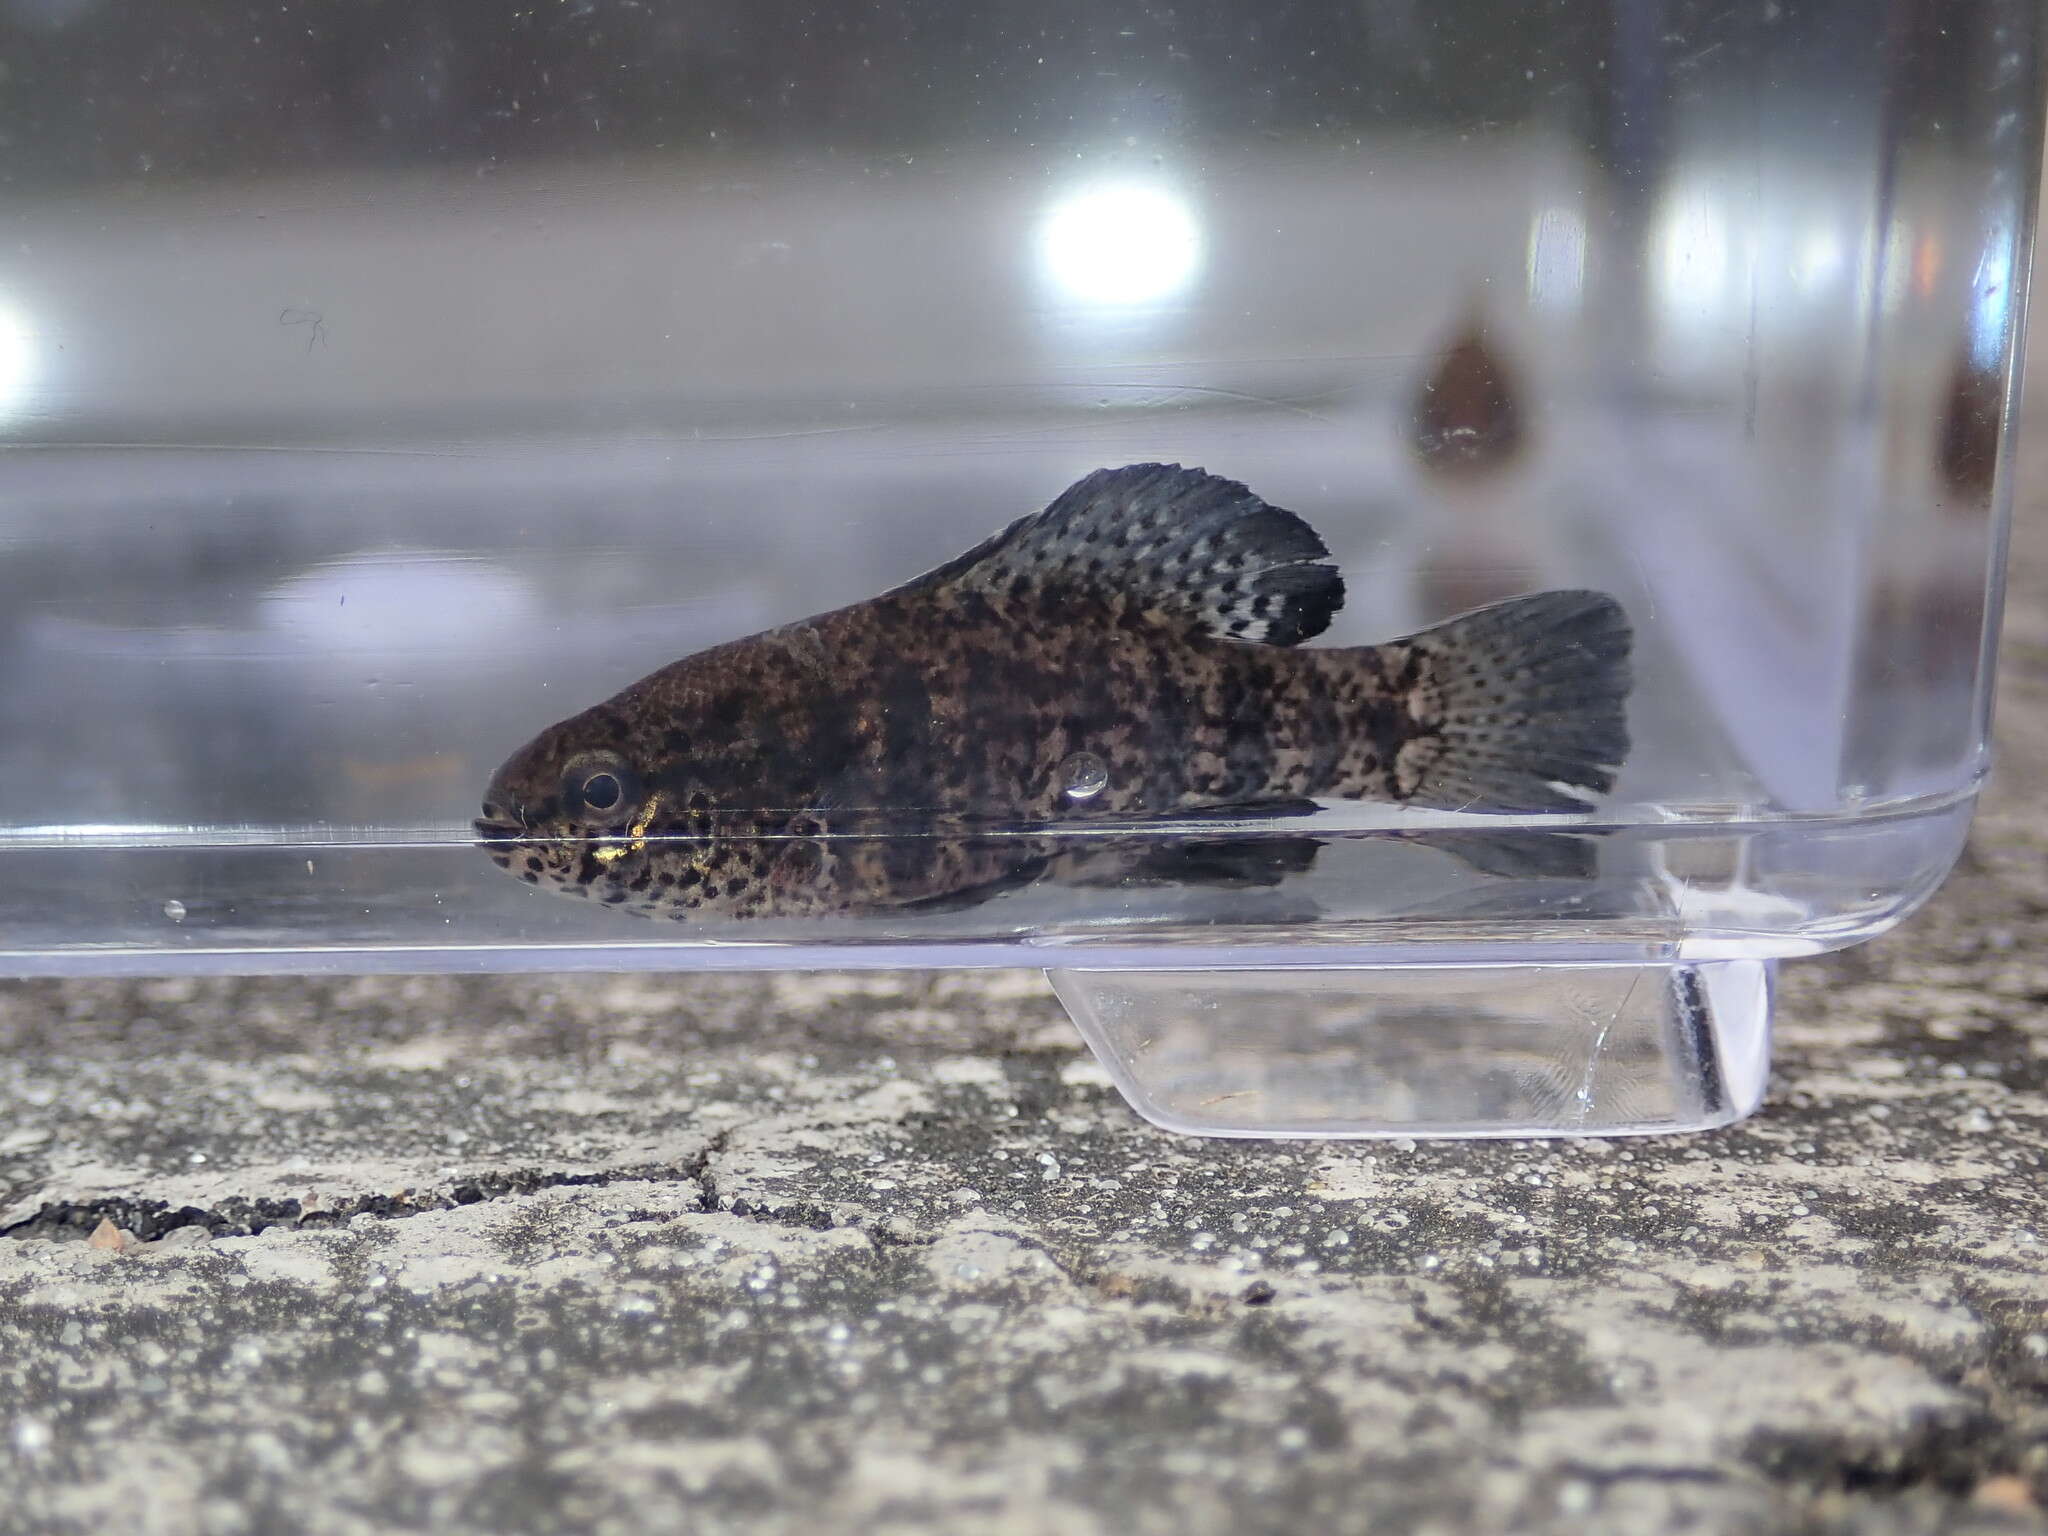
[560,752,641,826]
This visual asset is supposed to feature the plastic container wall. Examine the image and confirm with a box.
[0,1,2038,1134]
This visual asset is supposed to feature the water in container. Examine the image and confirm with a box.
[0,0,2039,1136]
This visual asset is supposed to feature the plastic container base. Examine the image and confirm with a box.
[1049,960,1772,1139]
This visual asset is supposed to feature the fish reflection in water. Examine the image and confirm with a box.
[1409,316,1525,477]
[476,464,1631,919]
[1938,340,2003,510]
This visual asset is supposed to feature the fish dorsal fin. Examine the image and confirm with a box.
[903,463,1345,646]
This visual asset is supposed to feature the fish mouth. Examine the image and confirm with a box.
[473,801,528,844]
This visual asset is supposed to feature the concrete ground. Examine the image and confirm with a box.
[4,481,2048,1532]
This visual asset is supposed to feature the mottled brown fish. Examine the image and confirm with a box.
[1409,317,1524,475]
[476,465,1631,919]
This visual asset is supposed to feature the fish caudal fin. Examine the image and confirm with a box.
[903,463,1346,646]
[1370,589,1633,814]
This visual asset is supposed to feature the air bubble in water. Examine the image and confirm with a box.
[162,899,187,922]
[1057,751,1109,802]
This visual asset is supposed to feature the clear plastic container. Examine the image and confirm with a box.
[0,1,2038,1137]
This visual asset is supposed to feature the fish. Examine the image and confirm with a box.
[1409,315,1524,476]
[1937,339,2002,509]
[475,463,1631,920]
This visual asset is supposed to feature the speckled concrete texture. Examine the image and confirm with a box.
[4,489,2048,1533]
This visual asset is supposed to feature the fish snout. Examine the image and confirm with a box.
[474,797,526,841]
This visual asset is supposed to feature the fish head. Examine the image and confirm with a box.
[474,695,832,919]
[474,704,660,893]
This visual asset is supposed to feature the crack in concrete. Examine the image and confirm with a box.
[687,1129,944,1250]
[1745,1411,2010,1497]
[689,1127,734,1214]
[1558,1464,1734,1488]
[0,1118,957,1259]
[0,1158,711,1244]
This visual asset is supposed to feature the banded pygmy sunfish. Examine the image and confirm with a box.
[475,464,1631,918]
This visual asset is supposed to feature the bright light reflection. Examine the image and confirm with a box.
[260,550,541,657]
[1525,207,1586,312]
[1652,189,1730,314]
[0,303,36,421]
[1792,227,1843,291]
[1968,230,2015,372]
[1039,182,1202,306]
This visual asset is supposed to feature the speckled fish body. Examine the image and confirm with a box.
[477,465,1632,919]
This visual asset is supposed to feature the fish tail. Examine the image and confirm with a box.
[1320,590,1633,813]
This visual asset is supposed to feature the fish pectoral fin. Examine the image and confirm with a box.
[1055,834,1324,891]
[891,464,1344,647]
[1423,829,1605,881]
[1050,799,1325,888]
[1132,796,1322,824]
[887,853,1054,915]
